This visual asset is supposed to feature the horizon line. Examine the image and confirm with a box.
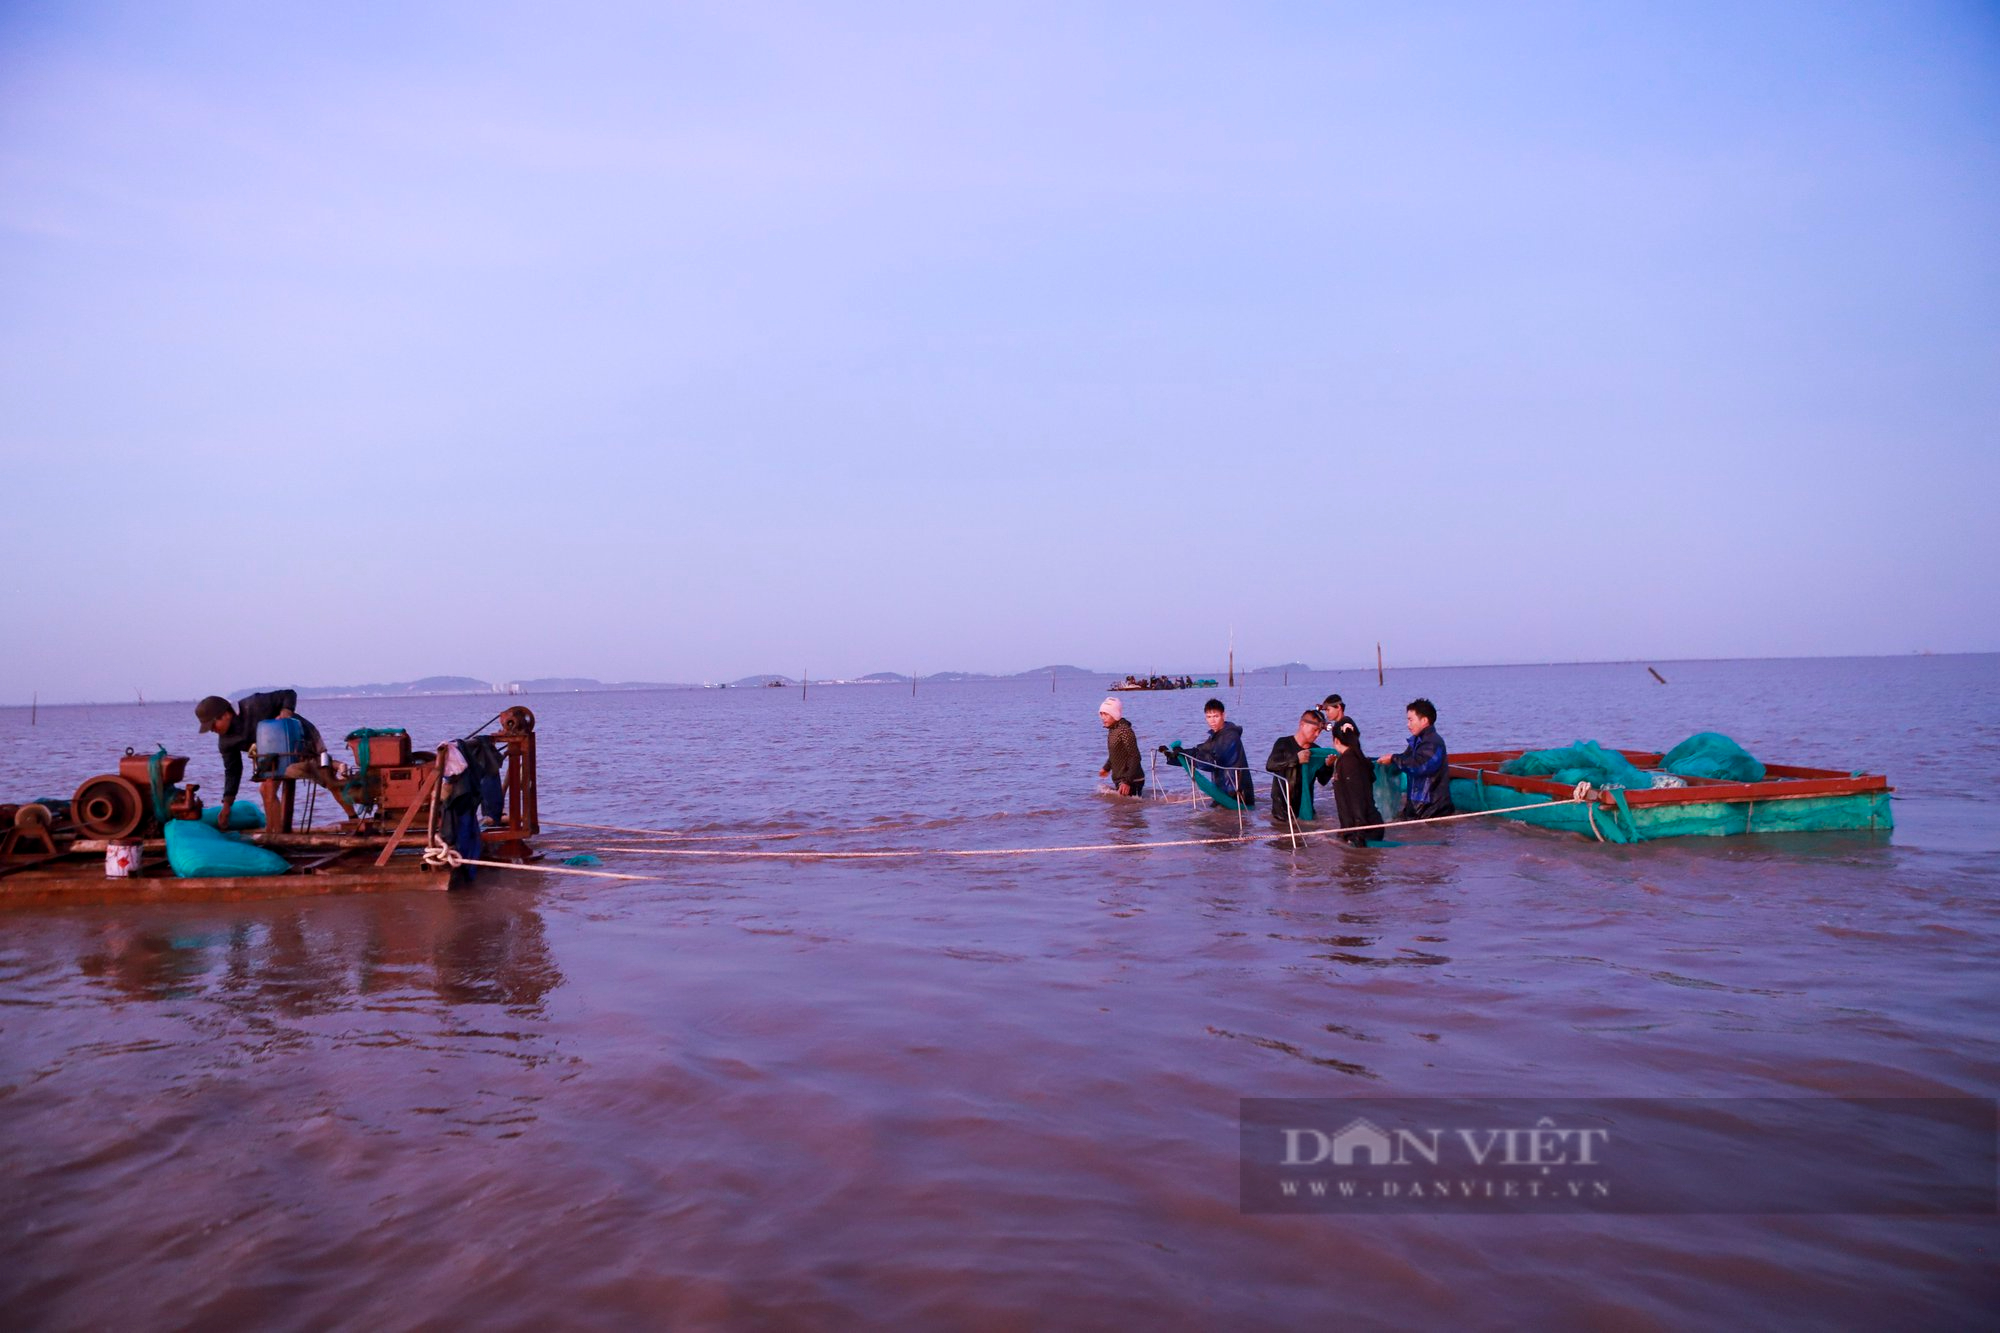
[2,648,1988,710]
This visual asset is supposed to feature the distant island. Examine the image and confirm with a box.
[225,663,1271,700]
[232,675,702,699]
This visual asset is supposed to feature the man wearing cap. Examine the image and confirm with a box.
[1097,697,1146,797]
[194,689,355,829]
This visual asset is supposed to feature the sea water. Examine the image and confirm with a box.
[1,655,1995,1326]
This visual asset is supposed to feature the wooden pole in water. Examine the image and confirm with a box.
[1051,670,1056,693]
[1377,643,1384,686]
[802,669,808,700]
[911,671,917,697]
[30,691,36,725]
[1648,666,1667,685]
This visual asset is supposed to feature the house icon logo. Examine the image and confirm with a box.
[1331,1117,1395,1165]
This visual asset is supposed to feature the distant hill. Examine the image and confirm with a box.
[233,666,1147,700]
[736,668,1109,686]
[235,676,698,699]
[234,676,493,699]
[1011,665,1101,680]
[512,677,698,693]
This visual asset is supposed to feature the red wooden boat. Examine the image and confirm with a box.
[1446,749,1893,842]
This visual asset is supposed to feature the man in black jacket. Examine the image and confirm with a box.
[195,689,355,829]
[1266,710,1334,826]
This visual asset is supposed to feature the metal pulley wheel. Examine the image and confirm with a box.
[71,774,144,839]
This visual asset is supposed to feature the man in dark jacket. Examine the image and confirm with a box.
[1266,710,1335,826]
[195,689,355,828]
[1160,697,1255,807]
[1097,697,1145,797]
[1380,697,1454,821]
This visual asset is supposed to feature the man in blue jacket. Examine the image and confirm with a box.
[1159,698,1256,808]
[1380,697,1455,821]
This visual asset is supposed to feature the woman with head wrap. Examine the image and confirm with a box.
[1326,722,1385,846]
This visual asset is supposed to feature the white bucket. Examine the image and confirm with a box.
[105,840,142,878]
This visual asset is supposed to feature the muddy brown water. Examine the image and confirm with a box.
[2,657,1996,1327]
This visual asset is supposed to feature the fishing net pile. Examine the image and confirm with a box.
[1658,732,1767,782]
[1500,740,1656,790]
[1499,734,1768,791]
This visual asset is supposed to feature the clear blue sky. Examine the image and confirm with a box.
[2,2,1996,702]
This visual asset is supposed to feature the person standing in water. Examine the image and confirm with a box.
[1158,697,1255,808]
[1326,724,1384,846]
[1265,709,1334,826]
[1380,697,1454,821]
[1097,697,1145,797]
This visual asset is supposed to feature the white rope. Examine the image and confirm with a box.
[539,820,804,842]
[587,797,1594,862]
[418,844,654,881]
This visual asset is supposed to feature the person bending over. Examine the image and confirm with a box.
[1097,697,1145,797]
[1266,710,1334,826]
[195,689,356,830]
[1380,697,1454,821]
[1159,697,1255,808]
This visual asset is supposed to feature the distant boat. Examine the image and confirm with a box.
[1108,676,1219,692]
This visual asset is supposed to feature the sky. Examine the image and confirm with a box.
[1,1,1996,702]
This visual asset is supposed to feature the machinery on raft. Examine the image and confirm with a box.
[1,706,542,908]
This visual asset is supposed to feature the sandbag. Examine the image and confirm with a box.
[164,818,290,878]
[1500,740,1654,791]
[1660,732,1766,783]
[201,801,266,830]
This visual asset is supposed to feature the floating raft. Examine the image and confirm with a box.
[1,705,546,910]
[1448,750,1893,843]
[0,833,517,910]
